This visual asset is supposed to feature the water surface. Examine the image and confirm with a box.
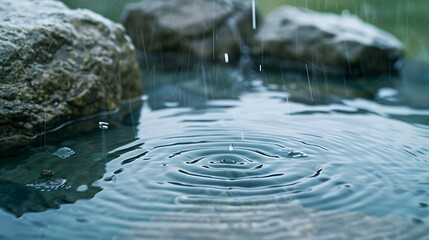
[1,63,428,239]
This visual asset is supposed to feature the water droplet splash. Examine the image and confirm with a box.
[99,121,109,130]
[229,143,234,151]
[220,158,236,164]
[52,147,75,159]
[287,150,308,158]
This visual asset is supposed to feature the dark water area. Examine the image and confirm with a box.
[1,0,428,239]
[1,62,429,239]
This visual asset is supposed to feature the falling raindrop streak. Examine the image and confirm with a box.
[306,64,314,101]
[139,29,149,70]
[343,76,349,97]
[343,41,352,76]
[286,96,290,121]
[252,0,256,30]
[201,64,208,101]
[224,53,229,63]
[212,28,215,61]
[128,100,137,138]
[99,121,109,159]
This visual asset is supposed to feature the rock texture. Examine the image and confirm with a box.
[122,0,260,66]
[253,6,404,76]
[0,0,142,151]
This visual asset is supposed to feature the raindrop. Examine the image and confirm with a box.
[224,53,229,63]
[251,0,256,30]
[287,150,308,158]
[77,185,88,192]
[99,121,109,130]
[229,143,234,151]
[259,64,262,72]
[52,147,75,159]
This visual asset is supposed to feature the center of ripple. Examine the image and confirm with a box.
[132,133,326,201]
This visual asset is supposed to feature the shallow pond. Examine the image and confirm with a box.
[1,62,428,239]
[2,1,429,238]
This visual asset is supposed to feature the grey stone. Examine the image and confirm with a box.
[121,0,260,67]
[0,0,142,152]
[253,6,404,76]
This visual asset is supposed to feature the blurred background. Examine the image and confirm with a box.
[59,0,429,61]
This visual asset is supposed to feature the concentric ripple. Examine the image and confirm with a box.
[2,79,429,239]
[102,111,429,227]
[125,132,327,202]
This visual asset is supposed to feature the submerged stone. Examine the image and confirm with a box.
[121,0,261,68]
[253,6,404,76]
[0,0,142,153]
[40,169,56,178]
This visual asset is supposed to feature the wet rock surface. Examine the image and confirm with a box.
[253,6,404,76]
[121,0,259,68]
[0,0,142,152]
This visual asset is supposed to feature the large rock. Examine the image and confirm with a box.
[0,0,142,152]
[253,6,404,76]
[122,0,260,67]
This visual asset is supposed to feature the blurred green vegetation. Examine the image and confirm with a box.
[59,0,429,60]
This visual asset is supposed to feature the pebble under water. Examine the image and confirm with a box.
[0,65,428,239]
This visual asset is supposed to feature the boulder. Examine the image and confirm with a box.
[0,0,142,152]
[121,0,260,67]
[253,6,404,76]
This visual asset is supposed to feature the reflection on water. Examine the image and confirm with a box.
[0,63,429,239]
